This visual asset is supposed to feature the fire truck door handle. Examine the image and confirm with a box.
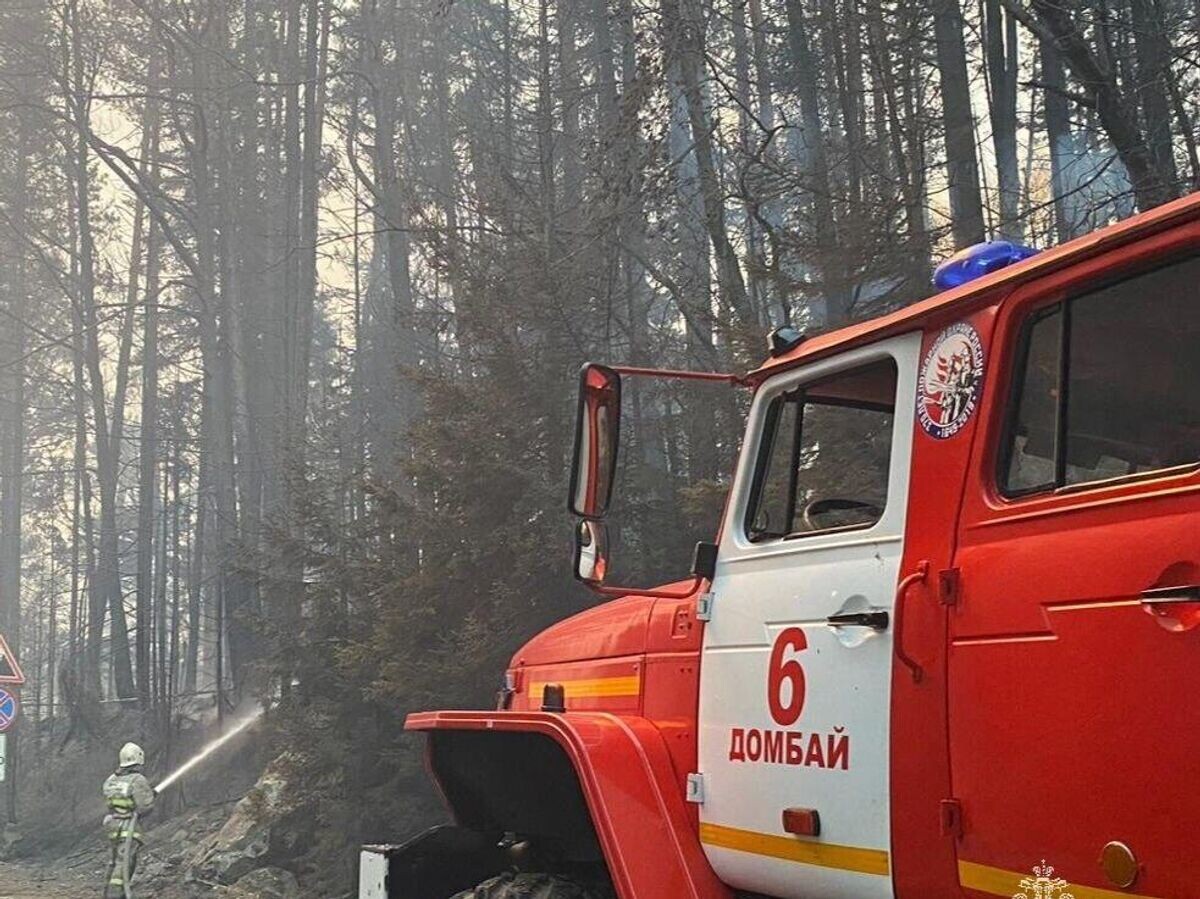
[1140,583,1200,632]
[826,611,890,630]
[1140,584,1200,603]
[894,561,930,683]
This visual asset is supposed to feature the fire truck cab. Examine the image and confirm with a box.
[378,195,1200,899]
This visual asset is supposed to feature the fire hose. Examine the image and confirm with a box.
[102,810,138,899]
[121,811,138,899]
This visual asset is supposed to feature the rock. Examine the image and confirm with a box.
[193,823,270,883]
[189,764,284,883]
[189,755,313,885]
[216,866,300,899]
[136,852,188,891]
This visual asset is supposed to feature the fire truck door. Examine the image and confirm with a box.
[948,252,1200,898]
[697,333,920,899]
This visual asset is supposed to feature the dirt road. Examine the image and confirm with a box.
[0,860,99,898]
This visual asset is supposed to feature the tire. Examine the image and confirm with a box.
[450,872,598,899]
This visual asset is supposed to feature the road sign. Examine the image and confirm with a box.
[0,632,25,685]
[0,688,17,733]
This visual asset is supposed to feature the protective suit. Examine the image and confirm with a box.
[102,743,155,897]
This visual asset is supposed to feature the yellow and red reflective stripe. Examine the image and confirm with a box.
[699,822,890,877]
[526,675,641,700]
[958,860,1166,899]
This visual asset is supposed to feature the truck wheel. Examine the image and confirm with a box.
[450,872,598,899]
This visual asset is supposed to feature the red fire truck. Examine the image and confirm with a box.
[360,194,1200,899]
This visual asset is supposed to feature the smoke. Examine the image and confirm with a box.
[155,706,264,792]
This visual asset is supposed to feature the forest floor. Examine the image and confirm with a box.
[0,858,97,897]
[0,823,244,898]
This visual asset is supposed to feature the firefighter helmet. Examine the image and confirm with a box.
[118,742,145,768]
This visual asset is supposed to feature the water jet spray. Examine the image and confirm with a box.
[155,706,264,792]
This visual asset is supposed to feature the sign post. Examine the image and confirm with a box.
[0,633,23,786]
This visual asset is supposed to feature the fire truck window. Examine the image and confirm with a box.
[1002,255,1200,495]
[747,360,896,541]
[1003,306,1062,493]
[748,399,800,540]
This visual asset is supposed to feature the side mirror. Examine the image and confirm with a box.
[568,364,621,519]
[574,520,610,586]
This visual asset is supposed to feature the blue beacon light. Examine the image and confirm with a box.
[933,240,1039,291]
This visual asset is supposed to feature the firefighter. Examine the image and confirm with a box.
[102,742,156,898]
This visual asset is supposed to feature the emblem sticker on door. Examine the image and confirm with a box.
[917,322,984,439]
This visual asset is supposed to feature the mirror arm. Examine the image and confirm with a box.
[610,365,749,387]
[582,575,706,599]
